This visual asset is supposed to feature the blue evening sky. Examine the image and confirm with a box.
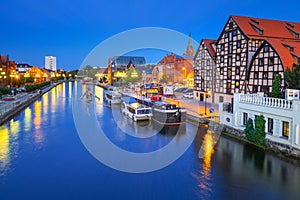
[1,0,300,71]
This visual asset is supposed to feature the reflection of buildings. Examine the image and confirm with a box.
[214,136,300,199]
[194,15,300,104]
[0,55,17,87]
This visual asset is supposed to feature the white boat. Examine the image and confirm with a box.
[121,97,152,121]
[104,90,122,104]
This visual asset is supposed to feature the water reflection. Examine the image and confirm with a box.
[24,107,32,131]
[0,126,9,172]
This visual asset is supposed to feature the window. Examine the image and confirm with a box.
[268,58,274,66]
[282,121,289,138]
[243,113,248,125]
[225,32,228,38]
[264,46,270,52]
[263,72,268,79]
[237,41,241,48]
[236,54,241,61]
[233,30,237,36]
[221,56,224,63]
[229,22,233,29]
[253,86,258,92]
[228,68,232,79]
[268,118,273,134]
[254,72,259,79]
[228,56,232,66]
[207,60,210,66]
[221,44,225,51]
[259,58,264,66]
[236,67,240,75]
[229,32,233,41]
[220,68,224,75]
[235,81,240,88]
[229,44,233,54]
[227,82,231,89]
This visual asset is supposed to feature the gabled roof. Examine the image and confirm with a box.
[265,39,300,71]
[232,16,300,40]
[203,39,217,58]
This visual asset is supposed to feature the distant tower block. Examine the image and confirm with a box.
[45,56,57,71]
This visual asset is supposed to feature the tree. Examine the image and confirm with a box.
[285,62,300,89]
[159,75,168,83]
[122,69,142,84]
[270,74,283,98]
[255,115,266,146]
[25,77,34,83]
[244,115,266,146]
[245,118,256,142]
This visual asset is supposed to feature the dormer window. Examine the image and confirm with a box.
[250,24,263,36]
[287,27,299,38]
[287,23,294,29]
[250,18,260,25]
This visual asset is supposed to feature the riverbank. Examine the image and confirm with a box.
[0,81,64,126]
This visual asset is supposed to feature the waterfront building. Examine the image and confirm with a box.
[194,39,217,103]
[219,93,300,151]
[109,56,146,71]
[194,16,300,104]
[24,66,47,84]
[45,56,57,71]
[154,34,194,86]
[0,55,17,87]
[16,63,32,73]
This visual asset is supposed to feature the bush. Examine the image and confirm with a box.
[25,82,50,92]
[244,115,266,146]
[0,87,10,95]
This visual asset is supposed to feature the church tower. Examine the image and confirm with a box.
[185,32,194,56]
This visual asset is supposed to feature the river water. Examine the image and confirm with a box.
[0,82,299,200]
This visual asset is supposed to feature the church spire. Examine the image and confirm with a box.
[185,32,194,56]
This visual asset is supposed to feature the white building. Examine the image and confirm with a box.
[45,56,56,71]
[219,93,300,151]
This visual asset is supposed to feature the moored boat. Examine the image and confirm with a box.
[104,90,122,104]
[151,101,186,126]
[121,97,152,121]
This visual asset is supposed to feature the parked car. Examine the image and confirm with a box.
[183,92,194,99]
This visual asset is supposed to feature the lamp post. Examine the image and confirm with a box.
[204,90,211,116]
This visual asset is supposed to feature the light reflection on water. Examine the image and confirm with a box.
[0,82,300,199]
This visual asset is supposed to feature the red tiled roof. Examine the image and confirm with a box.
[232,16,300,40]
[266,39,300,71]
[202,39,217,58]
[0,55,9,64]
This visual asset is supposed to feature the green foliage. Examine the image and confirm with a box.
[25,82,50,92]
[122,69,142,84]
[51,76,64,82]
[285,62,300,89]
[78,65,99,79]
[25,77,34,83]
[0,87,10,95]
[255,115,266,146]
[159,75,168,83]
[245,118,256,142]
[270,74,283,98]
[244,115,266,146]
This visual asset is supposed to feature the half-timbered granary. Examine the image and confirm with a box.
[194,39,217,103]
[197,15,300,104]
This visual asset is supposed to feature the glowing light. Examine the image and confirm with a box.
[0,126,9,170]
[10,119,20,135]
[24,107,32,131]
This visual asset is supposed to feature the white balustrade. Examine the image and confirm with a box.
[238,93,293,110]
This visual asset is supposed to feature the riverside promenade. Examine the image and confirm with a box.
[0,81,64,125]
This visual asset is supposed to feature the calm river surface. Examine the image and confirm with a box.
[0,82,299,200]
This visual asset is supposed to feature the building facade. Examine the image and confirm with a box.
[45,56,57,71]
[0,55,17,87]
[219,93,300,151]
[195,16,300,104]
[194,39,217,102]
